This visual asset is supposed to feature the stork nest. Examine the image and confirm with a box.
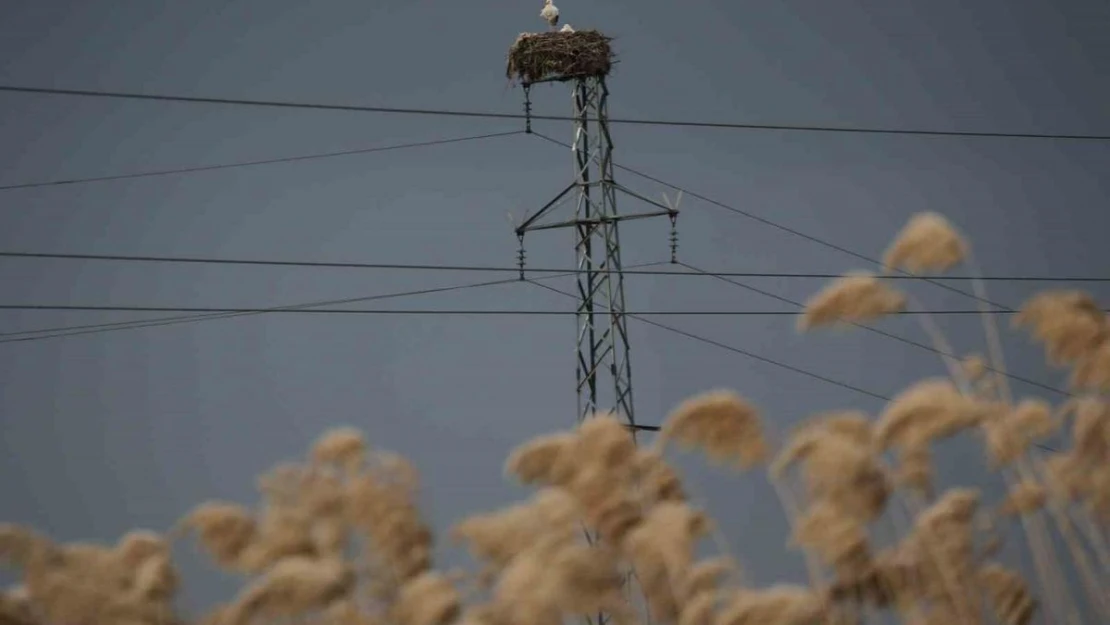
[506,30,614,83]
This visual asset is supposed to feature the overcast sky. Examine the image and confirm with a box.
[1,0,1109,615]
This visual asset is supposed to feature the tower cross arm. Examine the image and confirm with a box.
[521,209,675,233]
[515,182,578,235]
[613,183,680,217]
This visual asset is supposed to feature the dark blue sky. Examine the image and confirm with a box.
[2,0,1108,614]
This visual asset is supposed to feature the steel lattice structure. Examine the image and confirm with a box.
[516,74,678,433]
[515,73,677,625]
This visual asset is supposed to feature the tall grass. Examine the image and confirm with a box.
[1,211,1108,625]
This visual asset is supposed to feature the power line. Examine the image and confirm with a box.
[528,278,1059,449]
[4,84,1110,141]
[677,261,1070,397]
[526,279,890,401]
[0,305,1053,315]
[0,130,521,191]
[530,133,1074,400]
[531,132,1016,313]
[0,263,671,342]
[0,277,524,344]
[4,250,1108,283]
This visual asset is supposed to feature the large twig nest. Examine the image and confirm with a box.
[507,30,615,83]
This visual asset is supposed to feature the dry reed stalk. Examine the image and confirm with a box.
[14,210,1110,625]
[311,426,368,476]
[906,488,985,625]
[493,537,633,625]
[715,585,828,625]
[770,422,888,625]
[885,502,933,619]
[1073,505,1110,575]
[895,443,935,499]
[325,598,384,625]
[0,525,182,625]
[646,453,752,595]
[770,477,828,592]
[883,214,978,394]
[996,463,1077,625]
[1069,340,1110,392]
[174,501,258,571]
[961,354,988,384]
[0,586,36,625]
[347,464,434,584]
[658,390,768,469]
[874,378,990,452]
[797,271,907,331]
[1041,503,1110,619]
[800,440,889,523]
[635,448,688,505]
[878,213,1083,625]
[966,251,1105,622]
[771,411,873,479]
[770,418,864,594]
[998,474,1110,617]
[1035,400,1110,606]
[792,502,872,580]
[966,255,1014,406]
[391,571,462,625]
[1029,401,1110,614]
[451,488,579,576]
[623,502,712,623]
[222,555,354,625]
[827,537,928,619]
[504,431,579,487]
[977,562,1037,625]
[912,296,975,393]
[882,212,968,275]
[1014,290,1107,368]
[996,475,1075,624]
[982,400,1058,468]
[678,588,719,625]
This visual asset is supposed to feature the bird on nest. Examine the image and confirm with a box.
[540,0,560,31]
[560,23,575,33]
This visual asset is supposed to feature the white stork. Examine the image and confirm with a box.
[540,0,560,30]
[560,23,575,33]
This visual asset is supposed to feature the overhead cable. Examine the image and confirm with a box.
[0,130,521,191]
[3,251,1107,283]
[677,261,1070,397]
[0,277,522,343]
[4,84,1109,141]
[532,132,1015,312]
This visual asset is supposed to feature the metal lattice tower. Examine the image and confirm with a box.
[516,74,678,434]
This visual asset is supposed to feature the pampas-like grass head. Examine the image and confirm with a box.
[882,212,969,274]
[16,210,1110,625]
[799,271,907,331]
[660,390,768,469]
[875,378,992,450]
[310,426,367,473]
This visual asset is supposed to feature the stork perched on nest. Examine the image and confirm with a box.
[560,24,575,33]
[540,0,560,30]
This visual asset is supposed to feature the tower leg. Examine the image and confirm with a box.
[514,72,678,625]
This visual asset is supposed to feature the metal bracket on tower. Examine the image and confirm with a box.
[516,233,527,280]
[513,74,677,433]
[669,213,679,263]
[512,70,678,625]
[523,84,533,134]
[663,191,682,264]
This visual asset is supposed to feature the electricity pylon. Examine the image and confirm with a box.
[515,74,678,437]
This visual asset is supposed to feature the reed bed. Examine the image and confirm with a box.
[2,211,1108,625]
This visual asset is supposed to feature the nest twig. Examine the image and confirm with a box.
[506,30,614,84]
